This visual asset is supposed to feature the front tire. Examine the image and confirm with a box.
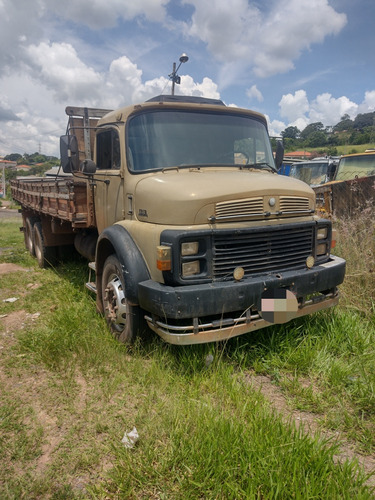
[101,255,146,343]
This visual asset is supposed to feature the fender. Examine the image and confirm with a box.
[96,224,151,308]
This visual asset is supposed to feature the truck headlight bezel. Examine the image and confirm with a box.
[315,220,332,262]
[160,230,212,285]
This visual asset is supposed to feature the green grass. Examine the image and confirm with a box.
[296,143,375,156]
[1,218,375,498]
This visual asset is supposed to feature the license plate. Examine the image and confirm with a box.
[260,289,298,324]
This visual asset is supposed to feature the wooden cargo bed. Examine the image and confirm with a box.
[11,176,96,228]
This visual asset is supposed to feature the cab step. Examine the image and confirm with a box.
[85,281,97,293]
[85,261,97,294]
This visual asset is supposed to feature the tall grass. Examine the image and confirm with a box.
[333,204,375,315]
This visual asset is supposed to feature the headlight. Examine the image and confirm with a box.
[317,227,328,240]
[182,260,200,277]
[181,241,199,256]
[315,222,331,262]
[317,243,327,256]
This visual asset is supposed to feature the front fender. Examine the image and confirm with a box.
[96,225,150,309]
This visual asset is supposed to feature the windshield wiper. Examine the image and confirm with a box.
[244,162,277,173]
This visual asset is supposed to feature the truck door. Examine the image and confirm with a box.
[94,127,124,232]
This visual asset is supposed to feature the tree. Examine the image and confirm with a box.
[4,153,22,162]
[353,112,375,130]
[281,126,300,140]
[306,131,327,148]
[300,122,324,140]
[29,164,52,176]
[333,116,354,132]
[349,130,370,145]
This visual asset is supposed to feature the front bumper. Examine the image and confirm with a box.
[138,255,345,344]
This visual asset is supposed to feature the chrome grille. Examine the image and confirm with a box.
[213,224,314,279]
[280,196,310,212]
[215,197,263,218]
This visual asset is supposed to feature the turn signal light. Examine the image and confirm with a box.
[157,245,171,271]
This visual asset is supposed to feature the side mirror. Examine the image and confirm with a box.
[60,135,79,173]
[80,159,97,174]
[275,140,284,170]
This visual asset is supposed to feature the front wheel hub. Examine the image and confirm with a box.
[104,276,127,330]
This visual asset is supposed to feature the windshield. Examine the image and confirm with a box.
[289,162,328,186]
[126,110,275,172]
[336,154,375,181]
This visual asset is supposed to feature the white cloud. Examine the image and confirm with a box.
[255,0,347,78]
[309,93,358,124]
[103,56,220,106]
[178,76,220,99]
[25,42,104,103]
[183,0,347,79]
[0,46,222,157]
[359,91,375,113]
[279,90,310,123]
[183,0,261,61]
[0,0,45,69]
[0,97,20,122]
[0,73,66,156]
[0,0,170,74]
[278,90,360,131]
[246,85,263,103]
[1,0,374,160]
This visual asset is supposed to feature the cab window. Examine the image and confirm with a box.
[96,129,120,170]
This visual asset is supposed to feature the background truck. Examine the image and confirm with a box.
[313,151,375,216]
[11,95,345,345]
[288,157,339,187]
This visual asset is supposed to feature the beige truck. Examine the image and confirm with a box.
[11,95,345,344]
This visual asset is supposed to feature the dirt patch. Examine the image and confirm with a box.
[248,374,320,433]
[0,263,27,274]
[246,373,375,487]
[0,309,29,340]
[34,406,61,475]
[0,310,40,334]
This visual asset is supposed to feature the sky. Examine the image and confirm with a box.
[0,0,374,158]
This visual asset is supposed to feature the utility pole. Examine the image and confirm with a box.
[1,164,5,199]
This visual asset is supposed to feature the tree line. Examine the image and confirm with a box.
[280,111,375,154]
[3,152,59,180]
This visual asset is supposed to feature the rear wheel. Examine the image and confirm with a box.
[33,222,56,268]
[24,216,38,255]
[101,255,146,343]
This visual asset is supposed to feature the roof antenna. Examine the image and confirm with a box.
[169,53,189,95]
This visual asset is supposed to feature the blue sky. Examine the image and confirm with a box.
[0,0,374,157]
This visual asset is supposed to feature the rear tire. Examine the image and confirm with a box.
[101,255,147,343]
[24,216,38,255]
[33,222,56,268]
